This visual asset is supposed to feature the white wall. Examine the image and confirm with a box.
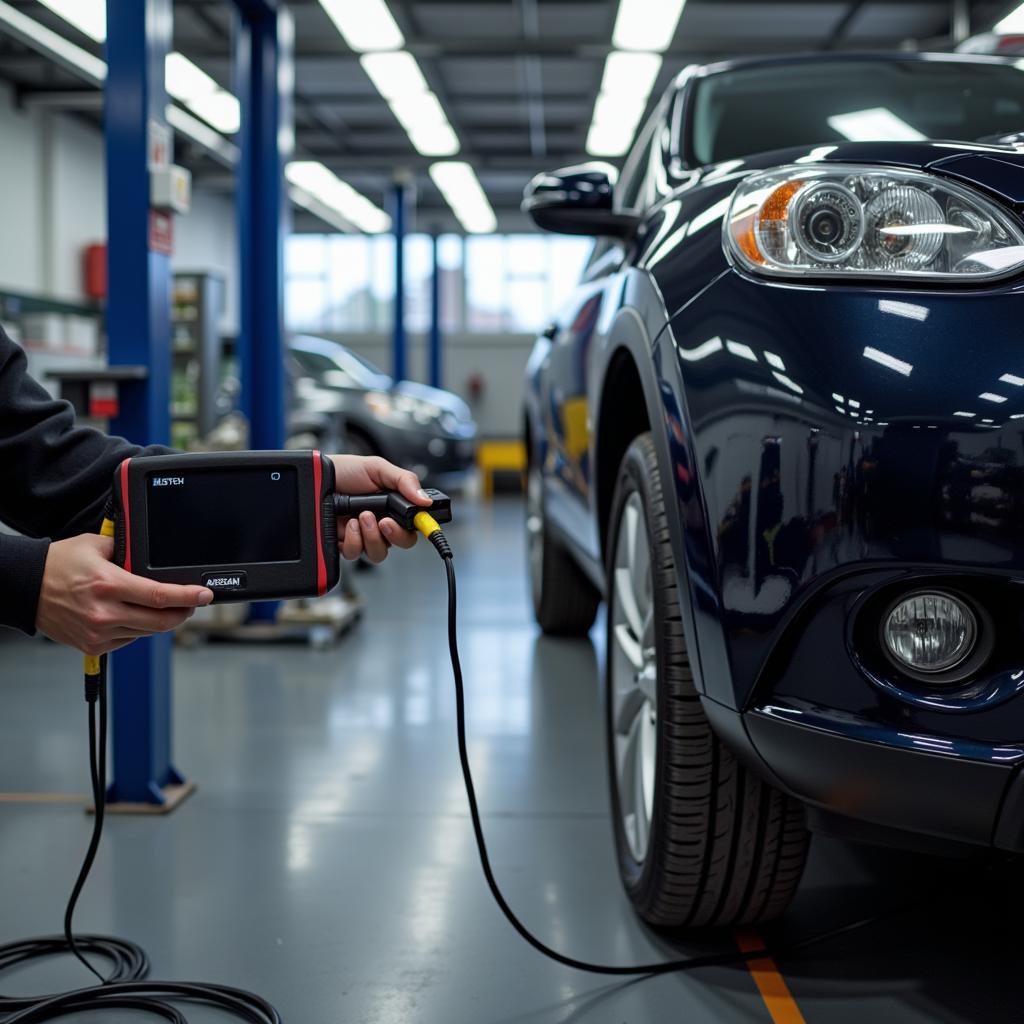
[318,331,533,438]
[0,82,46,294]
[172,187,239,336]
[46,112,106,299]
[0,80,236,332]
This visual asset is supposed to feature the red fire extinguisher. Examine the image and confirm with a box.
[83,243,107,300]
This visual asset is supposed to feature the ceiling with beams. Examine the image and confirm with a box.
[0,0,1019,232]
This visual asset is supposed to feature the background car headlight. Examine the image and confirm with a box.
[364,391,444,426]
[726,164,1024,280]
[883,591,977,675]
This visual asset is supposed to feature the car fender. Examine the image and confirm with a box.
[591,269,730,699]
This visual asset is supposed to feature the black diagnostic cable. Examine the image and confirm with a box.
[0,517,283,1024]
[413,510,912,977]
[0,498,905,1023]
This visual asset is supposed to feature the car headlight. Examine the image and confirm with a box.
[725,164,1024,280]
[364,391,443,426]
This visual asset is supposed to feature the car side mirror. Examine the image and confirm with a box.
[522,164,641,238]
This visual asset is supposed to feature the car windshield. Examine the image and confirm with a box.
[689,59,1024,165]
[291,339,391,389]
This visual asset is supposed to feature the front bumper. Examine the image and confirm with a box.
[377,424,477,480]
[747,701,1020,850]
[667,268,1024,851]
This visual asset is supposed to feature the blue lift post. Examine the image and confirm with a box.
[235,0,293,623]
[235,0,292,452]
[429,230,442,389]
[103,0,293,803]
[391,180,408,383]
[105,0,182,806]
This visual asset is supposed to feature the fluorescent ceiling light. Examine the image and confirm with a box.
[827,108,926,142]
[318,0,404,52]
[587,52,662,157]
[389,91,449,131]
[591,91,646,132]
[357,45,459,156]
[164,53,240,134]
[0,0,105,83]
[286,161,391,234]
[1000,373,1024,386]
[600,51,662,99]
[165,105,239,164]
[996,2,1024,32]
[764,351,786,370]
[360,51,428,99]
[863,346,913,377]
[954,410,976,417]
[586,90,648,156]
[833,393,844,403]
[35,0,104,42]
[612,0,686,52]
[586,120,635,157]
[166,52,219,103]
[980,392,1007,403]
[408,122,459,157]
[429,162,497,234]
[187,90,241,134]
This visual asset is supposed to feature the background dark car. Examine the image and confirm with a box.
[523,52,1024,930]
[288,334,477,483]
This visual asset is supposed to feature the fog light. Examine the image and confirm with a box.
[883,591,977,674]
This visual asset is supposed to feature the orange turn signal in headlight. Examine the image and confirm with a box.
[730,179,805,266]
[761,179,804,222]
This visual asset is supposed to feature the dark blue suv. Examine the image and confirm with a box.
[522,52,1024,928]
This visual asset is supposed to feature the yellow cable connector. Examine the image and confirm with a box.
[414,511,441,538]
[83,517,117,684]
[414,510,452,559]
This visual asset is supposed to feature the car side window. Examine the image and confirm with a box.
[294,349,338,378]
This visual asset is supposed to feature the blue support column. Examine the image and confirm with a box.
[235,4,292,452]
[104,0,182,805]
[428,231,442,389]
[235,3,293,621]
[390,181,408,383]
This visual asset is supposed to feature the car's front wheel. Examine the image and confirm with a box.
[606,433,809,928]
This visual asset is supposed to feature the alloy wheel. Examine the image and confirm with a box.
[526,465,545,606]
[610,492,657,863]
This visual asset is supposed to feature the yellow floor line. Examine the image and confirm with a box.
[735,929,807,1024]
[0,793,87,804]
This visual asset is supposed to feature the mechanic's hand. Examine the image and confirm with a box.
[36,534,213,656]
[330,454,432,563]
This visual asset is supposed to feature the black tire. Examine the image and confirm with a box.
[526,460,601,636]
[605,432,809,928]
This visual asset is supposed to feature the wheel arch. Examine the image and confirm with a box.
[594,347,651,562]
[592,307,712,697]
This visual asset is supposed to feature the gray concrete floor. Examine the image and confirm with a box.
[1,496,1021,1023]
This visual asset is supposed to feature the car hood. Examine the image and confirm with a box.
[392,379,474,422]
[720,140,1024,206]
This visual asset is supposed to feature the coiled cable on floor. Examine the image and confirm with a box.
[429,531,910,976]
[0,638,282,1022]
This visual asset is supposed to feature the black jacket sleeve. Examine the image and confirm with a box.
[0,324,170,635]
